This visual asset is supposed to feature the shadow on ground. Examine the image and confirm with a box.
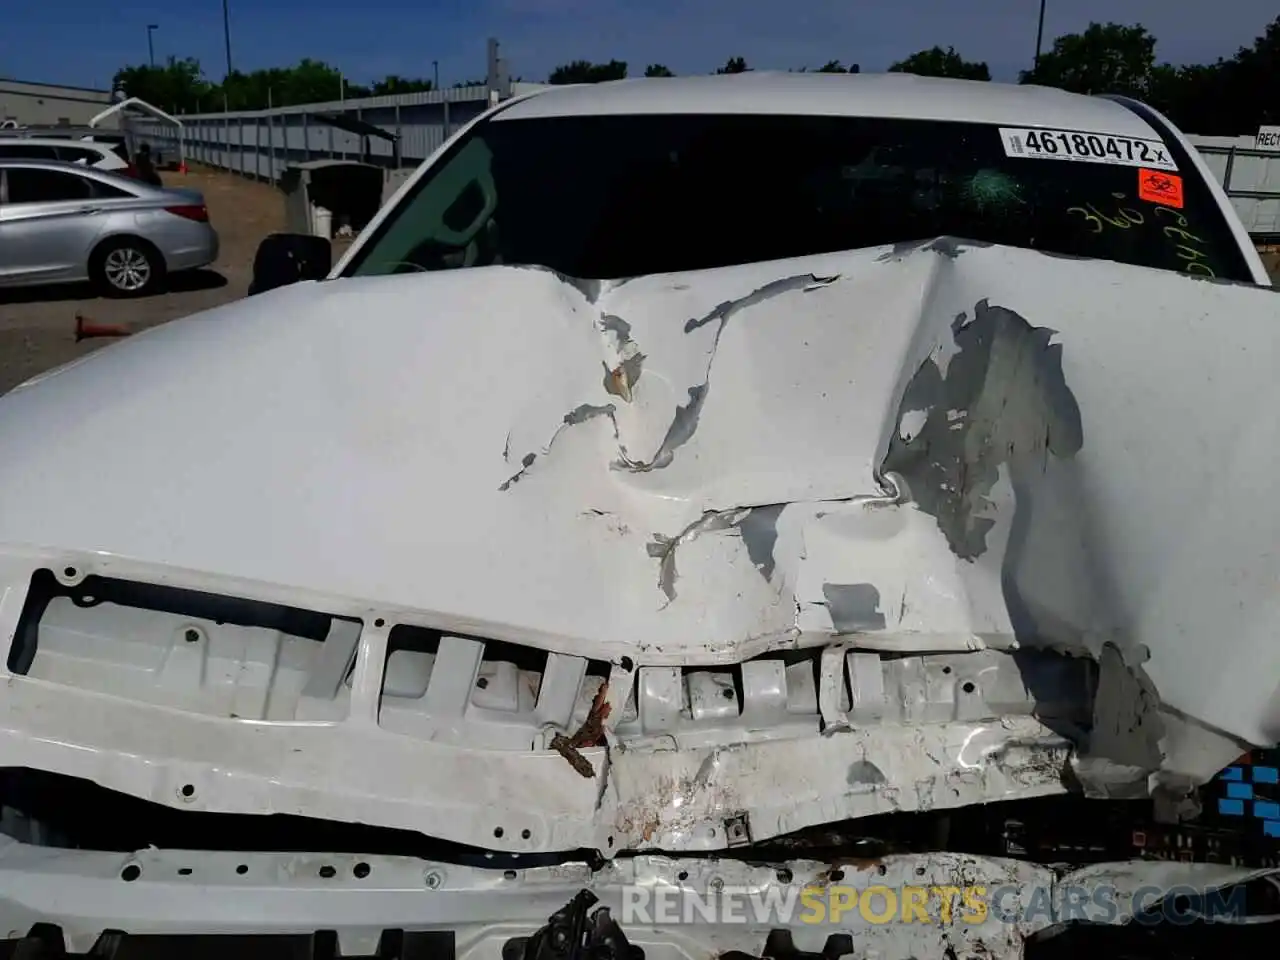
[0,270,228,305]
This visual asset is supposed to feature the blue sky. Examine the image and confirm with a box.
[4,0,1275,91]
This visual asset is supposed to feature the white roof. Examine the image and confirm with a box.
[0,137,116,152]
[497,72,1161,140]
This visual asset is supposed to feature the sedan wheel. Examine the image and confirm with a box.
[93,241,162,297]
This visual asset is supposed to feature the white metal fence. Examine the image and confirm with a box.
[128,93,1280,242]
[1186,135,1280,240]
[127,83,550,185]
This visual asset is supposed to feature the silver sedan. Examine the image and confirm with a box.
[0,158,220,297]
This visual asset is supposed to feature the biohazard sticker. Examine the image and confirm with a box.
[1138,168,1184,208]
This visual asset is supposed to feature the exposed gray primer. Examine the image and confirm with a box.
[881,298,1083,560]
[618,274,839,473]
[846,759,888,788]
[821,583,888,632]
[497,453,537,491]
[646,509,750,603]
[737,504,784,580]
[511,264,604,304]
[598,313,632,339]
[875,236,994,263]
[683,273,839,336]
[613,383,706,472]
[1072,643,1167,799]
[499,403,619,491]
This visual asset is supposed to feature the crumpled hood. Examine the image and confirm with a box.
[1,238,1279,782]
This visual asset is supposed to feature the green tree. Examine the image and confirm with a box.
[1020,22,1155,96]
[1221,14,1280,127]
[548,60,627,84]
[815,60,860,73]
[890,46,990,81]
[112,57,212,114]
[371,75,434,96]
[716,56,750,74]
[1145,15,1279,134]
[644,63,675,77]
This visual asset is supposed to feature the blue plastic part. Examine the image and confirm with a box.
[1253,766,1279,785]
[1220,766,1245,781]
[1218,798,1245,816]
[1254,800,1280,820]
[1264,820,1280,838]
[1226,782,1254,800]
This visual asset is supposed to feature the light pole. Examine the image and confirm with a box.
[222,0,233,76]
[433,60,439,91]
[147,24,159,67]
[1033,0,1047,79]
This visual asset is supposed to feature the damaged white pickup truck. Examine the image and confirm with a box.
[0,72,1278,959]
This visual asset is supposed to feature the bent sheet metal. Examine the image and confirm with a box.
[0,240,1276,856]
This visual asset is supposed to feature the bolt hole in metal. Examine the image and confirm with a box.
[184,629,200,643]
[236,864,248,875]
[178,867,192,876]
[776,868,793,884]
[319,865,336,878]
[962,681,976,694]
[829,869,846,882]
[353,862,371,879]
[722,687,735,699]
[120,864,141,882]
[63,566,78,579]
[476,676,489,689]
[503,869,517,880]
[619,656,634,672]
[521,828,531,839]
[942,665,952,674]
[677,870,689,882]
[493,826,504,838]
[179,783,195,798]
[373,618,385,628]
[104,247,152,291]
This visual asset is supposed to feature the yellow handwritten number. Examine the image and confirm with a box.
[1067,198,1143,232]
[1066,206,1103,233]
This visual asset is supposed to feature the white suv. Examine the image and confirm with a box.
[0,137,129,173]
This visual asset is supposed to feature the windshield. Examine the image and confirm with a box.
[344,113,1254,284]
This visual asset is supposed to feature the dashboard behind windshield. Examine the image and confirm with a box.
[343,112,1254,284]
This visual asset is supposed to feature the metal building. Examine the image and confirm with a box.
[0,78,118,129]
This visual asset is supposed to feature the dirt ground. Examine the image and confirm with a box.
[1,172,1278,397]
[1260,247,1280,279]
[0,167,293,396]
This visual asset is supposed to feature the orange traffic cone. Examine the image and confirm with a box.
[75,313,132,342]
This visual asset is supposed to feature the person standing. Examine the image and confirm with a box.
[134,142,163,187]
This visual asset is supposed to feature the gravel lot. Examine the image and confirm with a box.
[0,167,289,396]
[1,172,1277,398]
